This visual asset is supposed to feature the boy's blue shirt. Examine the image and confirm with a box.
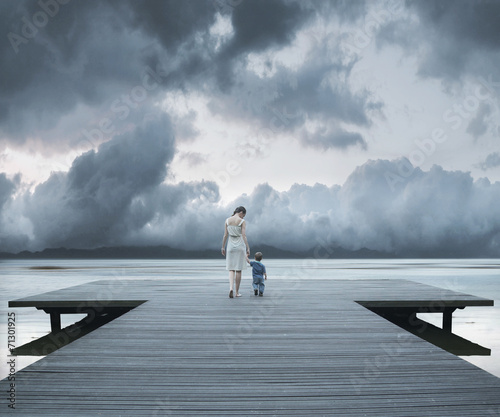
[249,260,266,278]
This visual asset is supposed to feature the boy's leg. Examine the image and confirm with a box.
[253,276,259,295]
[259,277,265,295]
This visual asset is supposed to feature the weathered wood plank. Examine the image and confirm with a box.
[2,279,499,416]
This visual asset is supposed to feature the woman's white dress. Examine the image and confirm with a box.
[226,218,246,271]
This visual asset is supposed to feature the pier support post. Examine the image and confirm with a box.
[442,308,456,333]
[50,312,61,333]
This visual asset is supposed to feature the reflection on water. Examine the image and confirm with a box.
[1,258,499,378]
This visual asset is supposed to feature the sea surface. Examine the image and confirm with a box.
[1,258,499,380]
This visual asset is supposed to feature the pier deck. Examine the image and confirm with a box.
[2,279,499,416]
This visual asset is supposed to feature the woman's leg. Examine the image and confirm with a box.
[229,270,235,297]
[235,270,242,296]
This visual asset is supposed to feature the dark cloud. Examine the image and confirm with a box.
[0,0,377,155]
[2,1,499,257]
[125,0,218,52]
[300,127,367,150]
[311,0,367,22]
[24,114,175,249]
[407,0,500,51]
[477,152,500,171]
[269,51,377,128]
[207,44,378,151]
[372,1,500,148]
[466,102,492,140]
[0,0,220,149]
[213,0,313,90]
[223,0,309,57]
[378,0,500,82]
[125,180,223,250]
[0,173,27,252]
[172,110,200,142]
[177,151,208,167]
[255,6,388,150]
[0,173,17,210]
[1,2,128,139]
[212,1,378,151]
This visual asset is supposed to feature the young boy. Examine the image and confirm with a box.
[246,252,268,296]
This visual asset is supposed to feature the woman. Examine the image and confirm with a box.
[221,206,250,298]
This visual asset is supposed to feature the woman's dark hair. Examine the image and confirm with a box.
[233,206,246,215]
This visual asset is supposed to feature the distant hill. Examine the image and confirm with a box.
[0,244,395,260]
[0,246,218,260]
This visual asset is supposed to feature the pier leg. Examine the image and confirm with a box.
[50,312,61,333]
[442,308,456,333]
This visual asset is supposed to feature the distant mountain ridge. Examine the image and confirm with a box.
[0,244,393,260]
[1,244,495,259]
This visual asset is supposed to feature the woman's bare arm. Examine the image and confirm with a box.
[221,222,228,256]
[241,221,250,256]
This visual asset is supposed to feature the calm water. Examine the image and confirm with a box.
[1,258,499,379]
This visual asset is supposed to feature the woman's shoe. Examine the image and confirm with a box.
[229,290,233,298]
[235,293,242,297]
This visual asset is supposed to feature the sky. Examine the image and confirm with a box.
[1,0,500,257]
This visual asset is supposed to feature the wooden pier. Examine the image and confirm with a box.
[3,278,500,416]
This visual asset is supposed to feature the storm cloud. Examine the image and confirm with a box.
[3,151,500,257]
[225,159,500,257]
[477,152,500,171]
[1,0,377,153]
[376,0,500,82]
[0,173,17,210]
[467,102,492,140]
[23,114,175,249]
[1,1,500,257]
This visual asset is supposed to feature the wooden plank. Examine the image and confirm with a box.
[2,279,499,416]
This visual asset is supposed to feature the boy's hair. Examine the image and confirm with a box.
[254,252,263,261]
